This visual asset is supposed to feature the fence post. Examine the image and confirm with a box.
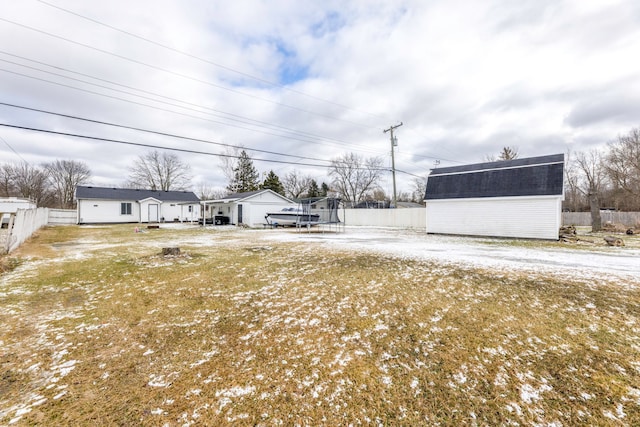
[3,214,15,253]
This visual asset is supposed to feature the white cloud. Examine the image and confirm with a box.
[1,0,639,194]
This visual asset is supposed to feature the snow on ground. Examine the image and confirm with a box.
[2,224,640,424]
[5,224,638,286]
[261,226,640,285]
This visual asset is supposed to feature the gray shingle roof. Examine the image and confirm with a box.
[76,186,199,202]
[221,190,265,200]
[425,154,564,200]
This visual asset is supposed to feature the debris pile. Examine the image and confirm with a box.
[559,225,578,243]
[603,236,625,247]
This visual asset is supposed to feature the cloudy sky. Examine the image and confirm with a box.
[1,0,639,196]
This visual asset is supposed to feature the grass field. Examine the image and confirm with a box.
[1,224,640,425]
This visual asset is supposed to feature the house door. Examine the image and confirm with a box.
[237,204,243,224]
[149,204,159,222]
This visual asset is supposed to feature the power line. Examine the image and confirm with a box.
[0,133,28,163]
[0,55,387,155]
[0,51,365,148]
[0,17,379,131]
[0,123,414,176]
[1,67,388,157]
[0,101,334,164]
[0,121,423,178]
[37,0,391,123]
[0,64,325,146]
[0,123,328,167]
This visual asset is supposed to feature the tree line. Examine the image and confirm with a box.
[0,160,91,208]
[0,149,411,208]
[222,149,426,206]
[5,127,636,216]
[564,127,640,230]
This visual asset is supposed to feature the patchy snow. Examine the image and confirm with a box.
[264,227,640,285]
[2,224,639,425]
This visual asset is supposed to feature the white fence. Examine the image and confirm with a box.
[563,212,640,227]
[48,209,77,225]
[342,209,640,230]
[3,208,50,253]
[341,208,426,229]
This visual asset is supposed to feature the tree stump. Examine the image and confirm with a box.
[162,247,181,256]
[603,236,624,247]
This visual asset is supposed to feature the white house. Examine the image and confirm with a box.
[76,186,200,224]
[425,154,565,240]
[201,189,295,227]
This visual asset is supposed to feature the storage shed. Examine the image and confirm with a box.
[425,154,564,240]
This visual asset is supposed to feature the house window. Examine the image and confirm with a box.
[121,202,132,215]
[188,205,193,213]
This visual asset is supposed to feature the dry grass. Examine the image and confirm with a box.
[1,225,640,425]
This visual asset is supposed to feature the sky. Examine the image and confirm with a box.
[1,0,639,197]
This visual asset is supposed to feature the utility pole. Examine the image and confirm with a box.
[383,122,403,208]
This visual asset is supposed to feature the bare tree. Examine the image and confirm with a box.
[282,170,313,199]
[606,127,640,209]
[412,176,427,203]
[0,163,15,197]
[574,149,608,232]
[6,162,53,206]
[195,181,224,200]
[44,159,91,209]
[218,146,243,185]
[329,152,384,207]
[563,150,581,212]
[127,150,192,191]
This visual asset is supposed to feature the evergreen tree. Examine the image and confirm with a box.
[307,179,320,197]
[320,182,330,197]
[227,150,260,193]
[261,170,285,195]
[498,146,519,160]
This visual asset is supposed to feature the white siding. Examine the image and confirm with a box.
[203,191,294,227]
[426,196,562,240]
[243,202,294,227]
[0,198,36,213]
[177,204,200,223]
[78,199,200,224]
[78,199,139,223]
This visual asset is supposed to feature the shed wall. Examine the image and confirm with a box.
[426,196,562,240]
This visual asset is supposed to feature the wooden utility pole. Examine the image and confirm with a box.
[383,122,403,208]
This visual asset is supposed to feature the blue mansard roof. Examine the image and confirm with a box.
[425,154,564,200]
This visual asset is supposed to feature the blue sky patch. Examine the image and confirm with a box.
[275,41,308,85]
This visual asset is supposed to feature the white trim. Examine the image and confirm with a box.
[429,160,564,177]
[426,194,561,203]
